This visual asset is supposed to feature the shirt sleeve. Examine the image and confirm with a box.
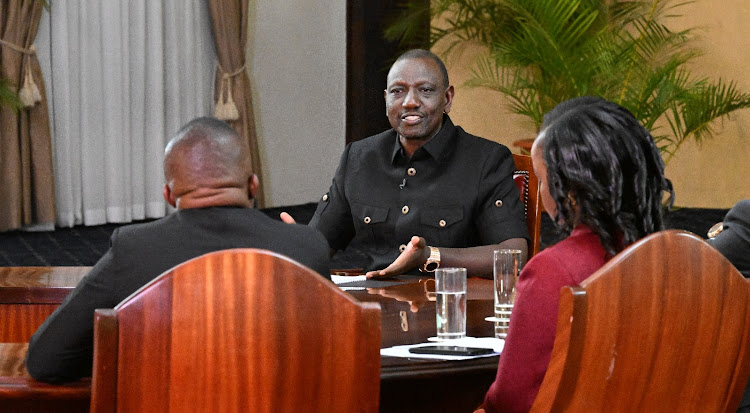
[712,199,750,278]
[483,251,566,413]
[308,143,356,251]
[474,145,530,245]
[298,225,333,280]
[25,230,125,383]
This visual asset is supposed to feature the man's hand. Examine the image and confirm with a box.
[279,212,296,224]
[366,236,430,279]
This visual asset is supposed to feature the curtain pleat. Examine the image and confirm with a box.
[0,0,55,232]
[37,0,215,227]
[207,0,264,207]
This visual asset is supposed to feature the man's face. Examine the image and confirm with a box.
[384,57,454,142]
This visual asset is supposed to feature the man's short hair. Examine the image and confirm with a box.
[394,49,450,89]
[173,117,239,145]
[163,117,248,184]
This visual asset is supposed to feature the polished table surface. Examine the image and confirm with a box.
[348,276,499,412]
[0,266,91,303]
[0,267,91,343]
[0,268,499,412]
[0,343,90,412]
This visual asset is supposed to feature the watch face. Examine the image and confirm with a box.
[707,222,724,239]
[425,261,439,272]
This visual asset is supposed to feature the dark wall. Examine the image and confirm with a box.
[346,0,430,144]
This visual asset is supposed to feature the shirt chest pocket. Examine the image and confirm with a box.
[420,206,465,246]
[352,203,393,254]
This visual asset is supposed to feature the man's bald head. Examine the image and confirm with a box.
[163,117,257,209]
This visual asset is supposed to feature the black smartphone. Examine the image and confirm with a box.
[408,345,495,356]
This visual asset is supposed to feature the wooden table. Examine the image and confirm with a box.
[0,343,90,412]
[350,277,498,412]
[0,268,499,412]
[0,267,91,342]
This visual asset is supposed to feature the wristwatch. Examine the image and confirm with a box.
[707,221,724,239]
[421,246,441,273]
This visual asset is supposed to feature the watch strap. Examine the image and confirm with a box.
[420,246,441,273]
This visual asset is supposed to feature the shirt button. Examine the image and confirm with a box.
[363,216,371,224]
[322,194,329,202]
[407,167,416,176]
[495,200,503,208]
[401,205,409,214]
[399,244,407,252]
[439,219,446,227]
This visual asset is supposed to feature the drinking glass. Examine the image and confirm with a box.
[435,267,467,340]
[493,249,522,338]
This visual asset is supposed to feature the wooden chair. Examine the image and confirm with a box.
[513,154,542,257]
[531,230,750,412]
[90,249,381,413]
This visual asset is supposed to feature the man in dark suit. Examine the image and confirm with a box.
[708,199,750,278]
[25,117,330,383]
[707,199,750,412]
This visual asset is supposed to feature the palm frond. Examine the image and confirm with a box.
[662,79,750,162]
[466,57,544,125]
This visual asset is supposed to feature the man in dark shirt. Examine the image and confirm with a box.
[302,49,528,277]
[707,199,750,413]
[708,199,750,278]
[26,117,330,383]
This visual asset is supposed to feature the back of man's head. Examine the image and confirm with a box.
[163,117,256,209]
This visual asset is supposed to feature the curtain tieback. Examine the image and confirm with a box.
[0,40,42,108]
[214,63,245,121]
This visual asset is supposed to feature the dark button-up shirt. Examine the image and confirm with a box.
[310,115,529,271]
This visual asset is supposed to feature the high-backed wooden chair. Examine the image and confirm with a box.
[513,154,542,257]
[531,230,750,412]
[90,249,381,413]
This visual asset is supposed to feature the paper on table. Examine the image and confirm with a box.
[381,336,504,360]
[331,274,368,285]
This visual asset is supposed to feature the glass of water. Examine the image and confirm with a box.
[435,267,467,340]
[493,249,522,338]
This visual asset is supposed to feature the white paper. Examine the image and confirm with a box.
[331,274,368,285]
[380,336,504,360]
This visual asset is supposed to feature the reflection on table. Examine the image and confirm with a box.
[0,268,500,412]
[350,275,499,412]
[0,342,90,412]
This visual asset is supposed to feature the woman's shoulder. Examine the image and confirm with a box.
[522,226,607,284]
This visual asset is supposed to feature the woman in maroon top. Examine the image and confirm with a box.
[478,97,674,413]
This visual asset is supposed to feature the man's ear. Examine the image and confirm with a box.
[163,184,177,208]
[384,89,388,116]
[443,85,455,114]
[248,174,260,201]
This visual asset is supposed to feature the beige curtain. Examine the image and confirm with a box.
[207,0,264,207]
[0,0,55,232]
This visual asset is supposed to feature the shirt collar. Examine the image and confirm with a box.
[390,114,456,164]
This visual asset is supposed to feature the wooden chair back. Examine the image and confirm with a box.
[531,230,750,412]
[90,249,381,413]
[513,154,542,257]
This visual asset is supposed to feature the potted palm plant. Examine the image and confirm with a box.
[387,0,750,162]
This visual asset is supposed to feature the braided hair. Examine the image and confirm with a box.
[538,96,674,256]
